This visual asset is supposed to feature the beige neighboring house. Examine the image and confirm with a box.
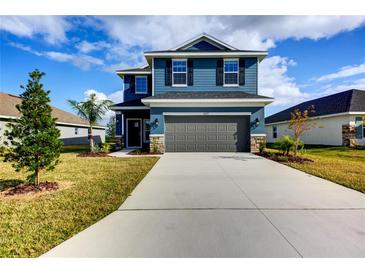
[0,92,106,145]
[265,89,365,147]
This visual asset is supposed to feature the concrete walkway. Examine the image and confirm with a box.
[44,153,365,257]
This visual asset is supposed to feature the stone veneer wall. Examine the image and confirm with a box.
[150,135,165,153]
[342,124,356,147]
[250,135,266,153]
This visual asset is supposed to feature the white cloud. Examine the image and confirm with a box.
[259,56,311,106]
[9,42,104,70]
[83,89,124,125]
[96,16,365,51]
[76,41,111,53]
[317,61,365,81]
[0,16,70,44]
[319,77,365,95]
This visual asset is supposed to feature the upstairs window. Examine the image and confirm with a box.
[224,59,238,86]
[172,59,187,86]
[135,76,148,94]
[273,126,277,139]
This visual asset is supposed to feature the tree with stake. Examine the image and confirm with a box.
[68,93,112,152]
[3,70,63,185]
[288,105,316,156]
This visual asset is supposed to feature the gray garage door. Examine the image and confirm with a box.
[165,115,250,152]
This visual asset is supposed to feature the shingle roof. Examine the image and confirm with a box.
[143,92,272,100]
[116,67,151,73]
[265,89,365,124]
[111,99,146,107]
[144,50,267,53]
[0,92,105,128]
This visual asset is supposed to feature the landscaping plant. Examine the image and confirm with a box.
[288,105,316,156]
[68,93,112,152]
[274,135,295,156]
[3,70,63,185]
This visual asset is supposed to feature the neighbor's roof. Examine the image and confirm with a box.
[142,91,273,100]
[0,92,105,128]
[265,89,365,124]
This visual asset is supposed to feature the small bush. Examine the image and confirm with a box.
[274,135,295,155]
[100,143,111,153]
[258,140,266,153]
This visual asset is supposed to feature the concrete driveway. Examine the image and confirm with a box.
[44,153,365,257]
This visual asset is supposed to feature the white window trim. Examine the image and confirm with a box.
[143,119,150,143]
[172,59,187,87]
[135,76,148,94]
[223,58,239,87]
[126,118,142,148]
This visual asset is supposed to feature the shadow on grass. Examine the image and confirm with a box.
[0,179,25,192]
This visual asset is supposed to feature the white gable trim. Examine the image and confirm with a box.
[170,33,237,51]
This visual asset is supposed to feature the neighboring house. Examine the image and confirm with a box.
[110,33,273,152]
[265,89,365,147]
[0,92,106,145]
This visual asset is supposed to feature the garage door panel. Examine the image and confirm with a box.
[165,115,250,152]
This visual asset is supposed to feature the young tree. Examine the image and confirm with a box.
[68,93,112,152]
[106,116,116,139]
[3,70,63,185]
[288,105,316,156]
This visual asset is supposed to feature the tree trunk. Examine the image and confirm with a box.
[35,166,40,186]
[89,126,94,152]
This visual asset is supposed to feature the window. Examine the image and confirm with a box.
[273,126,277,139]
[143,119,150,142]
[75,128,78,135]
[135,76,148,94]
[224,59,239,86]
[172,59,187,86]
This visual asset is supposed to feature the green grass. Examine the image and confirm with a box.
[0,153,159,258]
[268,146,365,194]
[61,144,90,153]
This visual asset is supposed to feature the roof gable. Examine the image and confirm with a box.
[170,33,237,51]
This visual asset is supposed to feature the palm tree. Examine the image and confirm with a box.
[68,93,112,152]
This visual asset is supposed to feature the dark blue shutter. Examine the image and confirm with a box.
[355,117,363,139]
[216,59,223,86]
[239,58,245,85]
[129,75,135,93]
[188,59,194,86]
[148,75,152,93]
[116,113,123,136]
[165,59,172,86]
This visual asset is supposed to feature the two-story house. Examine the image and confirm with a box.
[110,33,274,153]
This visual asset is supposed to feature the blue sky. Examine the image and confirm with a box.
[1,16,365,123]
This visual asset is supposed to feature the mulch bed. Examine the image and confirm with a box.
[128,149,162,155]
[77,152,111,157]
[256,151,314,164]
[3,181,59,196]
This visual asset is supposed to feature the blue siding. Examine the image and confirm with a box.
[123,74,152,102]
[154,58,257,94]
[185,40,222,51]
[150,106,265,135]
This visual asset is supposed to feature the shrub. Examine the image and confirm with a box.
[274,135,294,155]
[100,143,111,153]
[258,140,266,153]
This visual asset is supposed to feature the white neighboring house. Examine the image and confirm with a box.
[265,89,365,147]
[0,92,106,146]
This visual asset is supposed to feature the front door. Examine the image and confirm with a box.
[127,119,142,148]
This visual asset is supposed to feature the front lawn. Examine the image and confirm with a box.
[0,153,159,258]
[266,146,365,194]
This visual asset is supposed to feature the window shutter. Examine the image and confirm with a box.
[355,117,363,139]
[148,75,152,93]
[188,59,194,86]
[129,75,135,93]
[216,59,223,86]
[165,59,172,86]
[239,58,245,85]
